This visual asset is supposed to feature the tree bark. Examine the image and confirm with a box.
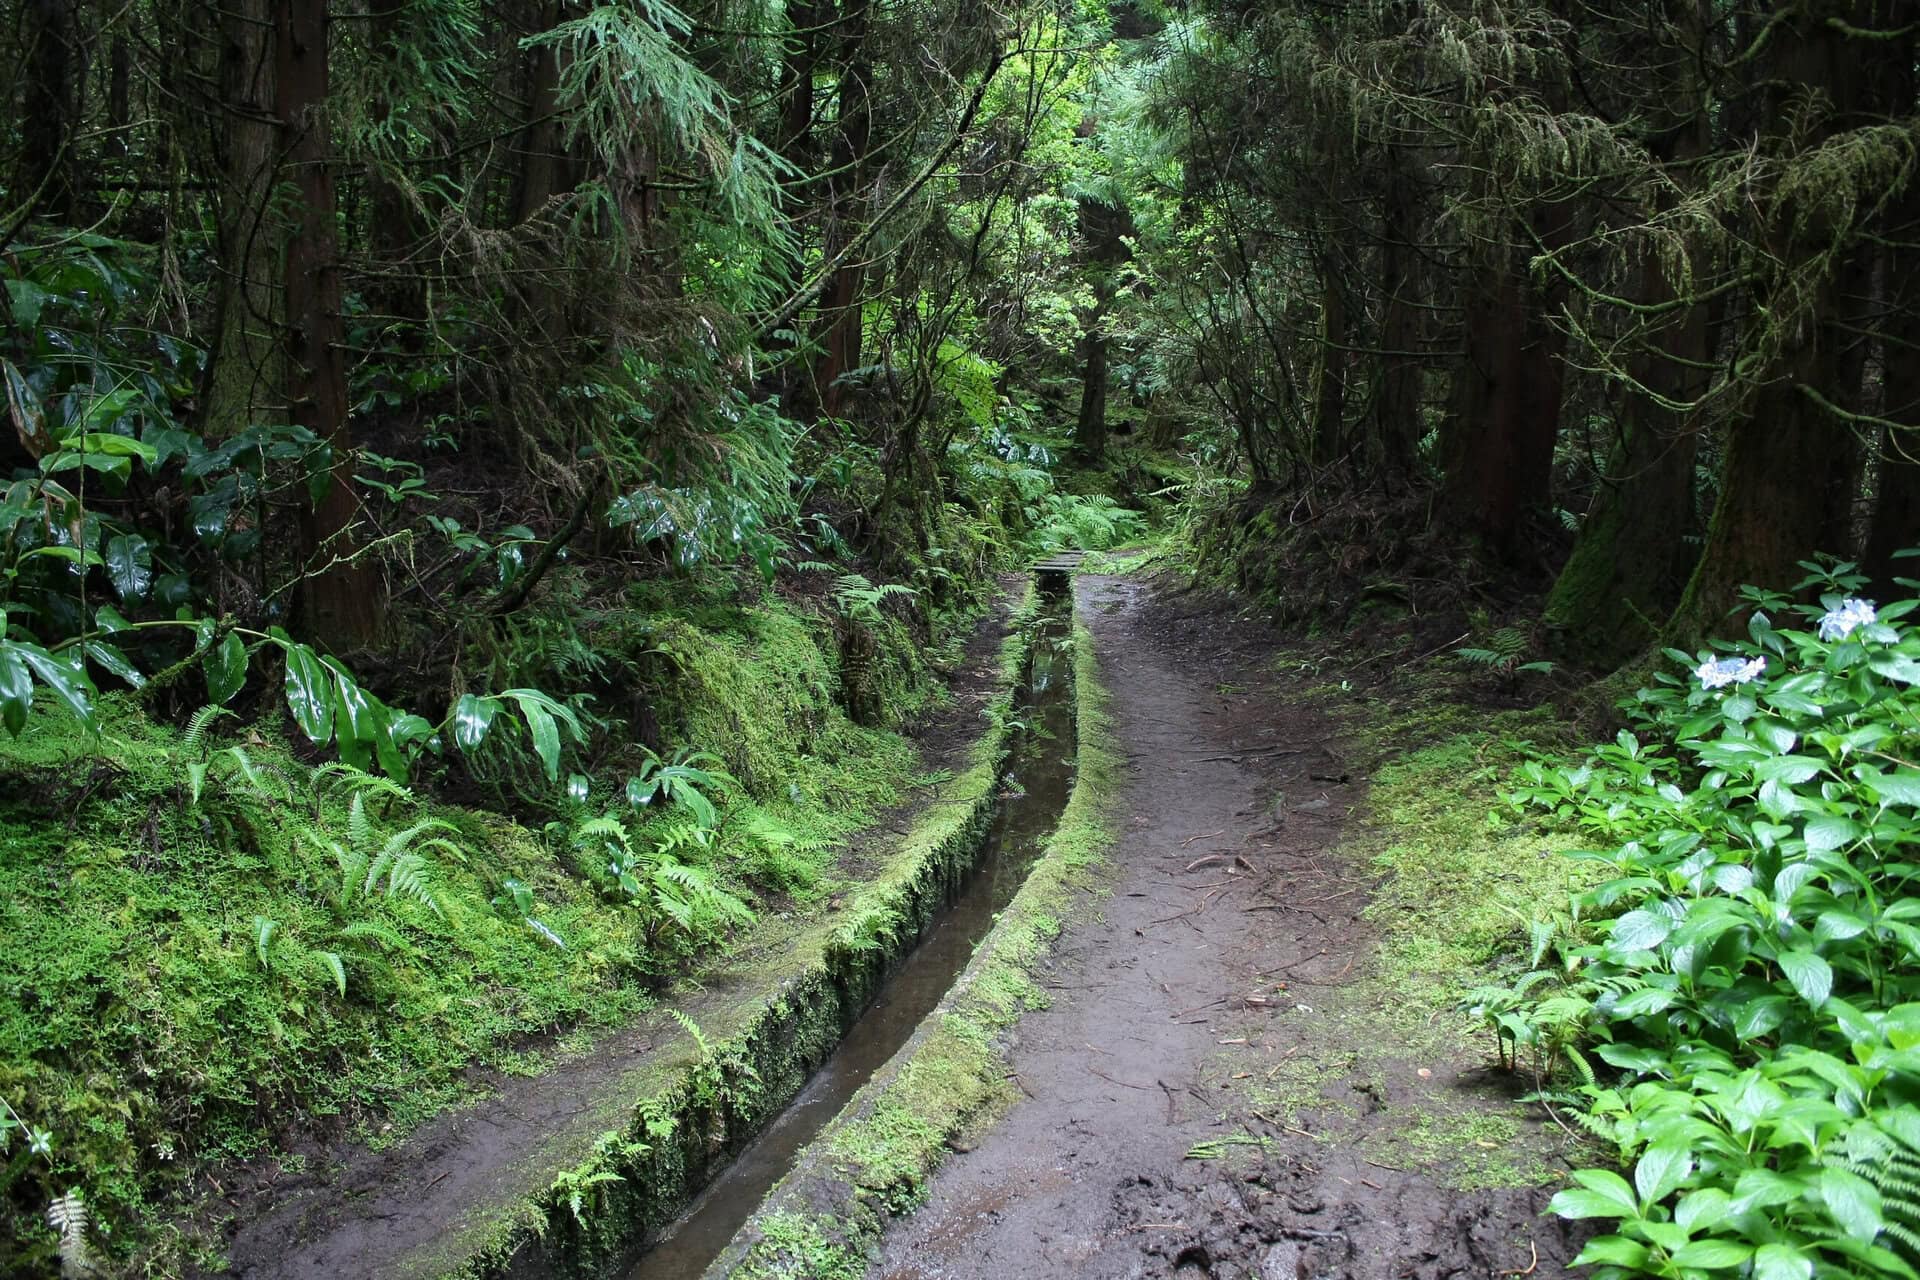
[1440,219,1567,559]
[18,0,79,220]
[813,0,873,419]
[1546,13,1710,667]
[203,0,284,439]
[278,0,384,650]
[1666,1,1879,643]
[1074,301,1110,460]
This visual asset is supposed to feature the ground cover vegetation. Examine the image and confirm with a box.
[4,0,1920,1275]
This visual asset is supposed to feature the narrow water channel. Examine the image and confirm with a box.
[626,580,1080,1280]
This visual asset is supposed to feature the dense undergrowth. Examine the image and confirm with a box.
[1464,562,1920,1279]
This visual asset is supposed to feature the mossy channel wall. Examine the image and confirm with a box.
[430,585,1061,1280]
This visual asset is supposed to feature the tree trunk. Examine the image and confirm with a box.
[1308,249,1348,470]
[1861,32,1920,588]
[203,0,284,439]
[1074,305,1109,460]
[1666,2,1876,644]
[18,0,79,220]
[365,0,429,325]
[1546,18,1710,668]
[814,0,872,418]
[1374,169,1423,483]
[278,0,384,651]
[1440,230,1565,559]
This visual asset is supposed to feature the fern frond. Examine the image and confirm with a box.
[182,705,236,758]
[46,1188,93,1275]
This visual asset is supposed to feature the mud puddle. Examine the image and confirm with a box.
[626,579,1081,1280]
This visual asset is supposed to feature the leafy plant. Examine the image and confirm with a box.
[1456,626,1555,678]
[625,746,735,829]
[828,573,917,625]
[1489,562,1920,1277]
[570,813,752,960]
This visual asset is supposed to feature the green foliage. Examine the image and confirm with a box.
[0,696,656,1271]
[569,812,753,962]
[1024,492,1146,554]
[1491,565,1920,1277]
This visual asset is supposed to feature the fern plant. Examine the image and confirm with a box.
[571,813,753,960]
[1455,626,1554,677]
[829,573,917,625]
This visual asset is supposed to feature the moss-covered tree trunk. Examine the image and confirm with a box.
[1666,1,1878,644]
[1545,27,1710,668]
[1374,167,1424,485]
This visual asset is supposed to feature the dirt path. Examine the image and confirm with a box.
[871,575,1580,1280]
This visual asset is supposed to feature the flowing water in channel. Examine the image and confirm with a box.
[626,584,1080,1280]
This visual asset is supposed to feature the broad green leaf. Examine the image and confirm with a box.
[1571,1236,1650,1269]
[104,533,153,602]
[1818,1166,1884,1242]
[84,641,145,689]
[205,632,247,705]
[1672,1239,1753,1268]
[1779,949,1833,1009]
[1635,1142,1693,1207]
[1805,815,1859,852]
[15,644,95,730]
[450,693,499,752]
[1674,1188,1730,1232]
[1753,1243,1812,1280]
[282,643,335,744]
[516,695,561,782]
[1555,1168,1638,1219]
[325,657,386,773]
[93,603,132,633]
[0,648,32,735]
[1871,770,1920,808]
[1550,1188,1639,1221]
[1611,908,1674,952]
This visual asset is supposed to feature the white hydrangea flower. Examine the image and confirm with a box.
[1818,597,1877,642]
[1696,656,1766,690]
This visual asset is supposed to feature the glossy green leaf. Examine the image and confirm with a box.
[104,533,153,602]
[84,641,145,689]
[281,643,334,744]
[1611,908,1673,952]
[1753,1243,1812,1280]
[205,632,247,705]
[450,693,499,752]
[1635,1142,1693,1207]
[1779,949,1833,1009]
[516,695,561,782]
[1671,1239,1753,1269]
[0,648,32,735]
[15,643,95,730]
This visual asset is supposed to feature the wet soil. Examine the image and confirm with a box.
[209,578,1027,1280]
[871,575,1583,1280]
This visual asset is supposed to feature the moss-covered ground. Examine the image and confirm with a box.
[0,580,995,1275]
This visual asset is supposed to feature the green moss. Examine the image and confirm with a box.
[729,617,1121,1277]
[0,697,657,1268]
[1354,711,1592,1009]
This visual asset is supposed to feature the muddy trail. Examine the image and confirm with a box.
[869,574,1584,1280]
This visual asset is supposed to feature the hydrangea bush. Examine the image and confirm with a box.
[1500,562,1920,1279]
